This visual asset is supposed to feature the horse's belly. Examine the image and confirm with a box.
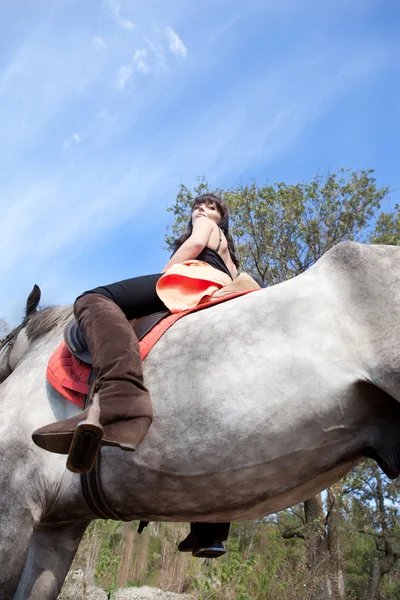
[105,437,360,521]
[106,361,366,520]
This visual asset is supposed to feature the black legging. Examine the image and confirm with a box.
[79,272,167,319]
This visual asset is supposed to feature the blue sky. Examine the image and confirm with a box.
[1,0,399,326]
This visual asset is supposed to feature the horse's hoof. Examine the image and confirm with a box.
[66,423,103,474]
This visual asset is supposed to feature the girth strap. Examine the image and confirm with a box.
[80,451,130,521]
[80,376,129,521]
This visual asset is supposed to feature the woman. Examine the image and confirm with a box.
[32,193,238,557]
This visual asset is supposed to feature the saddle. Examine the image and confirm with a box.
[64,310,170,365]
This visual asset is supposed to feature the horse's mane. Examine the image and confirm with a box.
[26,305,74,342]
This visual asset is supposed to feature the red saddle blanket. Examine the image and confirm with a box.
[47,289,258,408]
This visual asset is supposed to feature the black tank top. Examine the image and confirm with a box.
[195,227,233,280]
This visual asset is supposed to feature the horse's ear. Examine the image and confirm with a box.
[26,285,41,316]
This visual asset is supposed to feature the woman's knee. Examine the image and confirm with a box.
[75,288,115,305]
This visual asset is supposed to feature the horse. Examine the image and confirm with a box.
[2,241,400,600]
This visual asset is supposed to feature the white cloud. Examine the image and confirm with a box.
[119,17,135,30]
[109,0,135,31]
[63,132,82,150]
[145,37,167,69]
[165,27,187,59]
[133,49,150,74]
[92,36,107,51]
[115,64,133,91]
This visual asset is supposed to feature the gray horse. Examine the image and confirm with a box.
[1,241,400,600]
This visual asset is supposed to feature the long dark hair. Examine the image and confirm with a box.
[171,193,240,268]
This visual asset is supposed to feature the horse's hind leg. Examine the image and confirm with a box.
[14,519,90,600]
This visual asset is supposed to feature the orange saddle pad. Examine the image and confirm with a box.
[47,288,259,408]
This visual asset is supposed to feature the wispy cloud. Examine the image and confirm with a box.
[92,36,107,51]
[145,37,167,69]
[133,49,150,74]
[0,40,104,154]
[108,0,135,31]
[165,27,187,58]
[116,48,151,91]
[63,132,82,150]
[115,64,133,91]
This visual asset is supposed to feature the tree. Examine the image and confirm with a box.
[165,168,394,599]
[342,462,400,600]
[274,491,345,600]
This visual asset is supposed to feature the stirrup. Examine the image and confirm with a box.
[178,534,227,558]
[193,542,227,558]
[66,394,103,474]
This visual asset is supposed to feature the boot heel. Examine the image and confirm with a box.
[66,394,104,474]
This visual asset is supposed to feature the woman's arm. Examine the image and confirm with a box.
[162,216,215,271]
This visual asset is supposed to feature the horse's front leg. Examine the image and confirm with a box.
[14,520,90,600]
[0,510,36,600]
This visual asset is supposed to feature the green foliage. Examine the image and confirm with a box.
[94,520,122,592]
[341,460,400,597]
[194,538,256,600]
[343,461,400,537]
[370,203,400,245]
[188,521,309,600]
[343,529,376,598]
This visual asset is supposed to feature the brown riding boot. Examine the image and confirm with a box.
[32,293,153,471]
